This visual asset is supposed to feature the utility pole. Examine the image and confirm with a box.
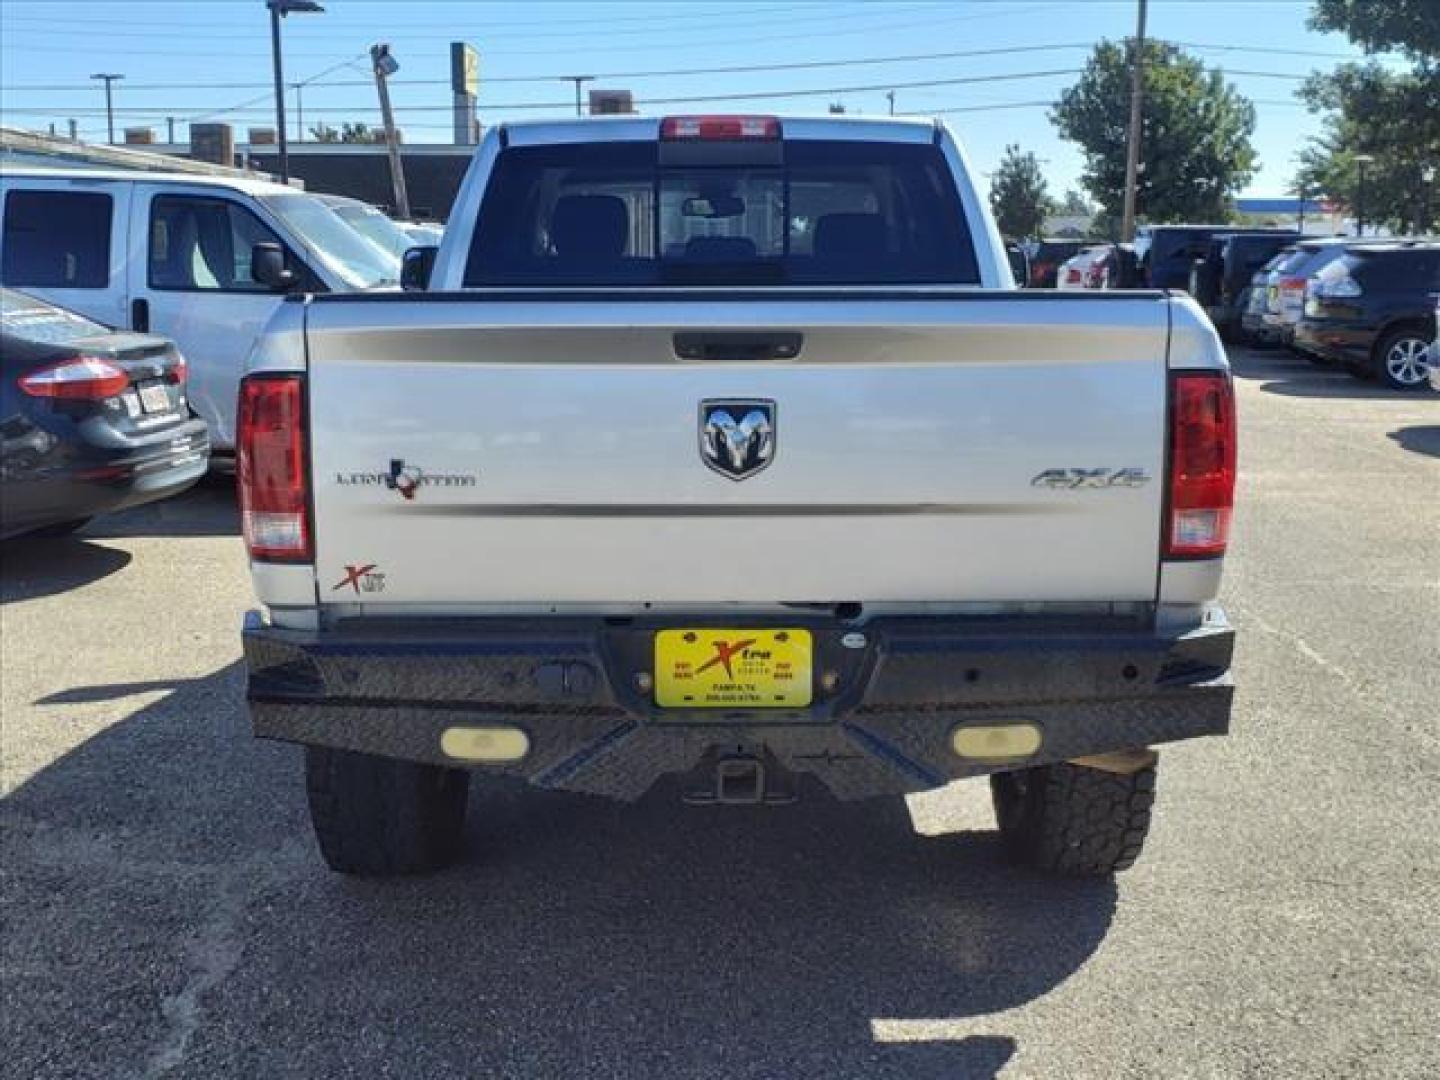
[67,118,78,140]
[90,73,123,144]
[886,90,896,116]
[166,116,176,144]
[291,82,304,142]
[371,43,411,219]
[1120,0,1148,242]
[563,75,594,117]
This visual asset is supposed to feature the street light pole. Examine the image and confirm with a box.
[371,43,411,220]
[1353,153,1374,237]
[563,75,594,117]
[90,73,123,144]
[265,0,325,185]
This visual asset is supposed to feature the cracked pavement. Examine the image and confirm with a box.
[1,347,1437,1079]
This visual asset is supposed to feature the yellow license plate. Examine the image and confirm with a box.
[654,628,813,708]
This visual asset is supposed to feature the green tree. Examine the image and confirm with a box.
[1295,2,1439,233]
[988,144,1052,239]
[1309,0,1440,58]
[1051,40,1258,224]
[1058,189,1095,216]
[307,121,382,144]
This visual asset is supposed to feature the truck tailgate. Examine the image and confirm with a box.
[305,295,1170,606]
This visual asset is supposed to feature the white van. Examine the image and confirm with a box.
[0,169,399,451]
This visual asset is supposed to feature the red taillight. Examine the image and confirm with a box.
[18,357,129,400]
[168,356,187,385]
[660,115,780,141]
[1280,276,1305,292]
[1165,371,1236,558]
[237,374,310,562]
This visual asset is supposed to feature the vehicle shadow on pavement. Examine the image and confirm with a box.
[0,536,132,602]
[1387,425,1440,459]
[82,475,240,539]
[2,663,1116,1079]
[1229,349,1425,400]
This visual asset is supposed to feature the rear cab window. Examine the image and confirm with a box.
[2,189,113,289]
[465,135,978,286]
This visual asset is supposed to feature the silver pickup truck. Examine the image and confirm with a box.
[239,115,1237,878]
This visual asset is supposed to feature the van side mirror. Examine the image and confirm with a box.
[251,242,296,291]
[401,245,438,291]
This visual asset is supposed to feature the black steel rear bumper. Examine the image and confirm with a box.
[243,609,1234,801]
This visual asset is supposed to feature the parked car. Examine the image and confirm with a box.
[1295,241,1440,389]
[0,169,400,453]
[1260,238,1352,349]
[1190,232,1300,340]
[241,114,1236,879]
[1135,224,1294,290]
[1239,249,1295,344]
[1054,245,1107,289]
[1082,243,1139,289]
[0,289,208,540]
[318,194,418,259]
[1025,238,1089,288]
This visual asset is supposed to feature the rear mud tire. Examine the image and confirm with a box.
[991,760,1156,877]
[305,747,470,876]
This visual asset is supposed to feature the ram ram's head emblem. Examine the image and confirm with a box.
[699,400,776,480]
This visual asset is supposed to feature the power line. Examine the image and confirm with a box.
[0,3,949,44]
[0,43,1099,96]
[0,37,1355,97]
[1,67,1090,121]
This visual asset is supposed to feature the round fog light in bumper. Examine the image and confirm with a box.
[440,726,530,763]
[950,723,1042,761]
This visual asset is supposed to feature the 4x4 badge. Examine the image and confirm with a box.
[699,399,776,480]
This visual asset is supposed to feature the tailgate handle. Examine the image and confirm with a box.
[673,331,802,362]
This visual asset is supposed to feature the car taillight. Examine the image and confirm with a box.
[18,357,129,400]
[237,374,311,562]
[660,115,780,140]
[167,356,188,384]
[1280,276,1305,292]
[1165,372,1236,558]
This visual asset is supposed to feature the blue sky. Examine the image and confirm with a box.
[0,0,1402,196]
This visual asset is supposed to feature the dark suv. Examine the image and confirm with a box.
[1190,232,1300,340]
[1295,242,1440,389]
[1136,225,1295,290]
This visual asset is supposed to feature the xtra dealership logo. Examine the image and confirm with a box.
[334,459,477,500]
[332,563,386,594]
[695,638,762,680]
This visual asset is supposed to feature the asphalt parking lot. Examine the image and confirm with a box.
[1,346,1437,1079]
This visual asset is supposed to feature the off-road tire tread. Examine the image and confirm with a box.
[991,761,1156,877]
[305,747,469,876]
